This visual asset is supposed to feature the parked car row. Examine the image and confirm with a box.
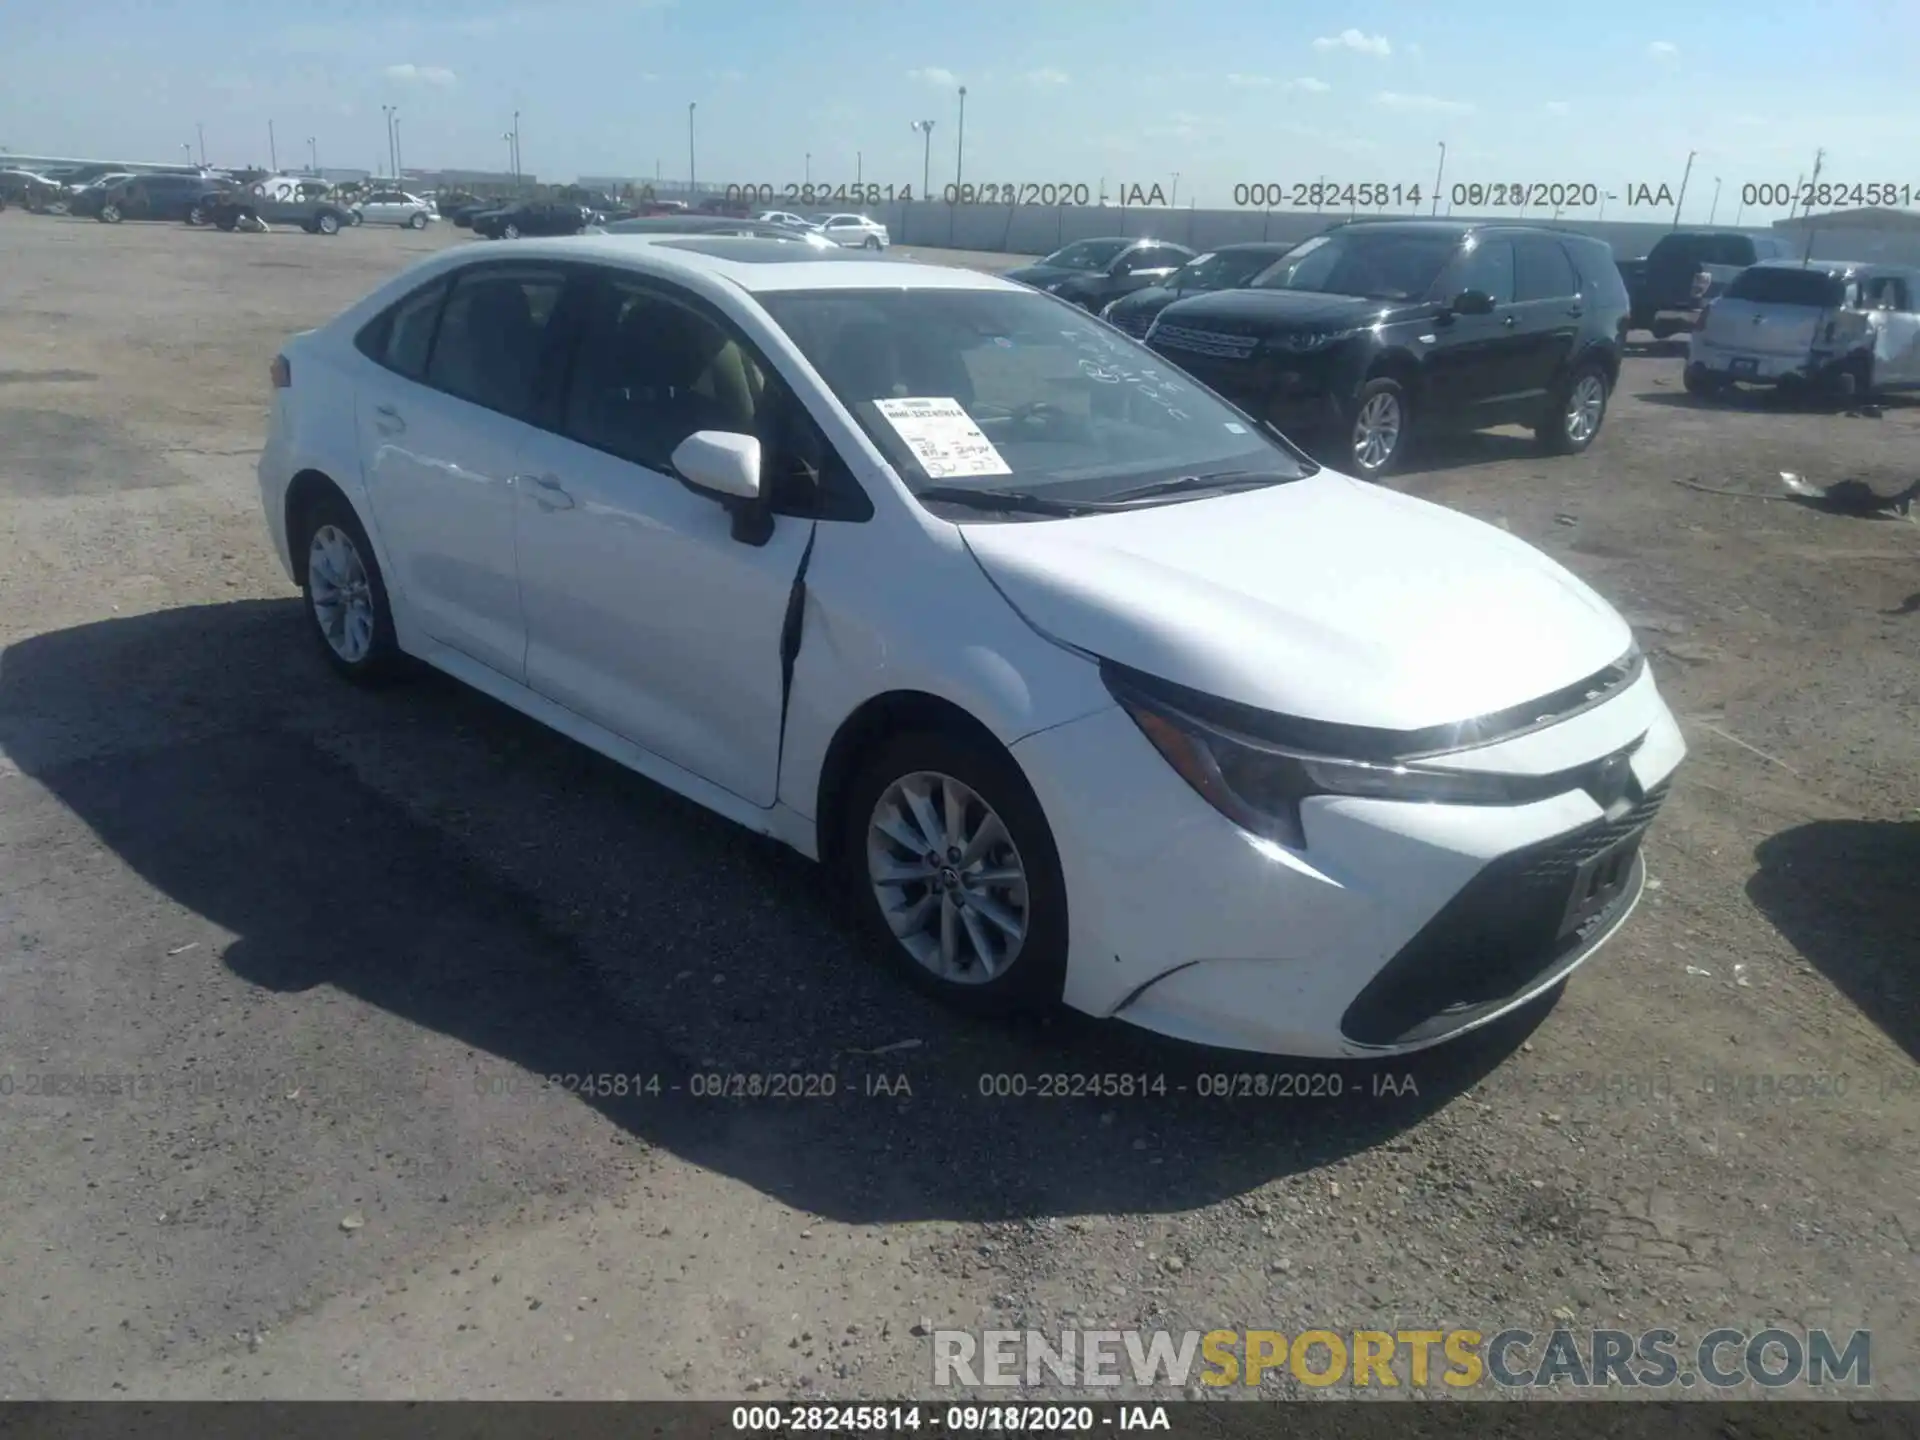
[1002,220,1920,476]
[1,166,448,235]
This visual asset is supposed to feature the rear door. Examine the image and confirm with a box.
[1509,236,1585,402]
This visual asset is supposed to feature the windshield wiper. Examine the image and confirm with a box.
[1106,469,1297,503]
[917,485,1128,516]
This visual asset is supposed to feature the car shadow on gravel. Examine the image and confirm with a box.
[1747,820,1920,1064]
[0,600,1538,1223]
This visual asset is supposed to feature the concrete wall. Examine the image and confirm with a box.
[877,201,1920,268]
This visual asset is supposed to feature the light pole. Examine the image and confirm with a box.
[1800,149,1826,266]
[688,102,697,195]
[511,109,520,179]
[381,105,395,179]
[196,123,206,166]
[393,117,403,180]
[1734,195,1745,227]
[268,120,277,173]
[1708,176,1722,224]
[954,85,967,196]
[503,133,515,175]
[1431,141,1446,216]
[1170,172,1180,207]
[805,151,811,185]
[1672,149,1695,228]
[856,150,862,185]
[911,120,935,198]
[307,137,317,173]
[1599,191,1616,221]
[180,143,191,166]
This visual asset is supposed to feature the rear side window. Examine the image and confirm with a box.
[425,267,568,419]
[356,277,450,379]
[1514,237,1579,301]
[1726,268,1845,308]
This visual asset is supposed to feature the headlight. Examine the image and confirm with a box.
[1107,676,1519,849]
[1266,329,1356,353]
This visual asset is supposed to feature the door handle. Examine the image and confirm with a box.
[1567,305,1585,317]
[1502,314,1517,328]
[525,474,575,511]
[372,403,406,435]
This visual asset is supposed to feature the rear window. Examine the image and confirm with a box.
[1726,268,1845,308]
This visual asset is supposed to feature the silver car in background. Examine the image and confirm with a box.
[808,212,890,249]
[1686,259,1920,401]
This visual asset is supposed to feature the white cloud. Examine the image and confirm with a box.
[1373,90,1473,114]
[1289,76,1333,93]
[1314,29,1391,57]
[1024,67,1070,86]
[384,62,456,86]
[907,66,958,87]
[1544,100,1571,115]
[1647,40,1679,62]
[1228,73,1274,87]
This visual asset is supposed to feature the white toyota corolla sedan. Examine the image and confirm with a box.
[257,235,1684,1057]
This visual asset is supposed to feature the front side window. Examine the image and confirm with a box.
[759,287,1312,514]
[561,277,768,471]
[1450,238,1516,304]
[424,267,567,418]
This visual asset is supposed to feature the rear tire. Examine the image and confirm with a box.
[1538,360,1610,455]
[838,728,1069,1017]
[186,204,207,226]
[1683,364,1723,400]
[99,202,122,224]
[408,211,427,229]
[317,211,341,235]
[503,222,520,240]
[296,492,404,686]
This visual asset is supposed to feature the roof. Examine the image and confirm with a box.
[1213,240,1299,253]
[450,233,1019,294]
[1745,256,1914,278]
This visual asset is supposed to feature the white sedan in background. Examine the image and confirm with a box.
[356,190,436,228]
[757,209,818,231]
[255,234,1682,1057]
[809,212,889,249]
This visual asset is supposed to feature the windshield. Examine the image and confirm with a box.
[759,288,1310,514]
[1172,249,1285,291]
[1252,230,1461,301]
[1726,267,1846,308]
[1039,238,1131,272]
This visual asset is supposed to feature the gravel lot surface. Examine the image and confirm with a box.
[1,214,1916,1401]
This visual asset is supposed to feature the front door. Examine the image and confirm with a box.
[1424,236,1529,423]
[355,261,571,680]
[1507,236,1586,410]
[513,270,814,806]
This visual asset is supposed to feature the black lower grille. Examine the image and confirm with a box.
[1340,782,1669,1048]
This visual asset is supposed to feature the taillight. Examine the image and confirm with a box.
[270,354,291,388]
[1693,303,1712,332]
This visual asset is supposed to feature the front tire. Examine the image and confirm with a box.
[1345,377,1411,479]
[99,202,122,224]
[502,222,520,240]
[316,211,341,235]
[408,211,427,229]
[1538,361,1610,455]
[298,494,403,685]
[186,204,207,226]
[839,729,1069,1016]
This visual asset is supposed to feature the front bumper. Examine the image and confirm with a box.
[1011,668,1686,1058]
[1146,343,1351,436]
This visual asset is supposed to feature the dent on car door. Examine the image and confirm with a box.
[511,271,818,808]
[355,264,571,679]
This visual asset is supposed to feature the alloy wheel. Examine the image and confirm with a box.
[1566,373,1606,444]
[307,524,377,664]
[866,771,1030,985]
[1352,390,1402,472]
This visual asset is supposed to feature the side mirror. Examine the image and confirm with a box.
[1451,288,1496,316]
[671,431,772,545]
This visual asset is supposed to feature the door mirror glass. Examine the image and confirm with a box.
[672,431,762,500]
[1451,288,1495,315]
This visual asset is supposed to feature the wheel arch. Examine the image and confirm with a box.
[1364,346,1424,403]
[812,689,1017,874]
[284,468,361,587]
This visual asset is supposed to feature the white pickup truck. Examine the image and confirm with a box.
[1685,259,1920,400]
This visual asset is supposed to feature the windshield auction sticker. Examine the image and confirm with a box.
[873,397,1013,479]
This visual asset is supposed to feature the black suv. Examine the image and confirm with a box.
[472,201,590,239]
[1145,220,1629,478]
[95,173,225,225]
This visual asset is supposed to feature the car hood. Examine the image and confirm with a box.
[1157,287,1417,334]
[960,472,1631,732]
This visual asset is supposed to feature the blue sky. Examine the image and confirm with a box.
[6,0,1920,223]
